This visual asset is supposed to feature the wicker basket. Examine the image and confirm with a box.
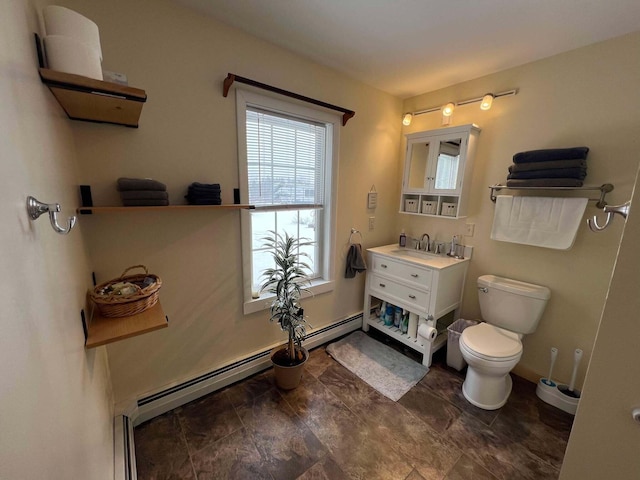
[90,265,162,318]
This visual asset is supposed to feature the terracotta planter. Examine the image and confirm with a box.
[270,346,309,390]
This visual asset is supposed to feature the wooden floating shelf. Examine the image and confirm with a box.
[78,204,255,214]
[39,67,147,127]
[85,299,168,349]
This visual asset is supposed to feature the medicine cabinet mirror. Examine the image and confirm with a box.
[401,124,480,219]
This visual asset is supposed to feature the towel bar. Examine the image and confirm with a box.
[489,183,613,209]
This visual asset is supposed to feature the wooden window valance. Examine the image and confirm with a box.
[223,73,355,126]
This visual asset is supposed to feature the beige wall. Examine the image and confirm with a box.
[560,165,640,479]
[400,32,640,388]
[58,0,402,403]
[0,0,113,478]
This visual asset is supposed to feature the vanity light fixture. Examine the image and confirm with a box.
[401,89,518,125]
[441,102,455,117]
[480,94,494,110]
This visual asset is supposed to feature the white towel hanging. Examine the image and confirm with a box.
[491,195,588,250]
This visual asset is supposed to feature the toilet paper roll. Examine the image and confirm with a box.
[43,5,102,60]
[418,324,437,342]
[44,35,103,80]
[408,313,419,339]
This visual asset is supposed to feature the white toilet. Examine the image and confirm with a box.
[459,275,550,410]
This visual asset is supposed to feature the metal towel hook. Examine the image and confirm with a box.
[587,201,631,232]
[27,196,77,235]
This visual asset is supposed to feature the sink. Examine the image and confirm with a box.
[391,248,443,259]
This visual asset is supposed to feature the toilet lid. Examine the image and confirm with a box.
[460,322,522,359]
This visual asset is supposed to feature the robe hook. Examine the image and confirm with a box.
[587,201,631,232]
[27,196,77,235]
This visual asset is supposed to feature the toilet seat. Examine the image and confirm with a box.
[460,323,522,361]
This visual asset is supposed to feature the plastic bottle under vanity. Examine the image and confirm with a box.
[399,229,407,247]
[400,310,409,334]
[385,304,394,326]
[394,306,402,328]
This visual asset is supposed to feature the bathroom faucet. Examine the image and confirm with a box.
[420,233,430,251]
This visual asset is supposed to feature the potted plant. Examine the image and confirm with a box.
[260,230,313,390]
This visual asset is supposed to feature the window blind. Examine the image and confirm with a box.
[247,108,326,208]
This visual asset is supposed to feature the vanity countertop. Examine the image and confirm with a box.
[367,244,470,270]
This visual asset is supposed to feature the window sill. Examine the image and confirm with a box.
[243,279,334,315]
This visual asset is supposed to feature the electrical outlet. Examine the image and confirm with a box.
[369,216,375,231]
[465,223,475,237]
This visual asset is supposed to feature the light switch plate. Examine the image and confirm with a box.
[465,223,475,237]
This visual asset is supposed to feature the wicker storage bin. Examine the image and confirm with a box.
[90,265,162,318]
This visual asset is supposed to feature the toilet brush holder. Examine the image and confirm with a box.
[536,378,580,415]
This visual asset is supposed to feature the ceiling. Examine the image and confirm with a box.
[176,0,640,98]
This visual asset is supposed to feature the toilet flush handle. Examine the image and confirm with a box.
[478,287,488,293]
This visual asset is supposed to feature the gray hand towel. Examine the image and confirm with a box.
[345,243,367,278]
[120,190,169,200]
[117,177,167,191]
[513,147,589,164]
[508,159,587,173]
[506,178,584,187]
[507,167,586,180]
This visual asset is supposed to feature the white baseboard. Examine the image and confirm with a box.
[113,314,362,479]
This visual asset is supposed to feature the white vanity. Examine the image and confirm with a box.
[362,244,470,366]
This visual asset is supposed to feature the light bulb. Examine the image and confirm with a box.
[480,94,494,111]
[402,113,412,126]
[442,102,455,117]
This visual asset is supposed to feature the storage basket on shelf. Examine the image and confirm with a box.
[90,265,162,318]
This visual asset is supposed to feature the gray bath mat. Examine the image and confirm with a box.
[326,331,428,401]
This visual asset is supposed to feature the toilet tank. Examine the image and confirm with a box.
[477,275,551,334]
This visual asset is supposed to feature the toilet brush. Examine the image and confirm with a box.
[542,347,558,387]
[559,348,583,398]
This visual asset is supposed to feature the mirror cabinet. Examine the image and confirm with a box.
[401,124,480,218]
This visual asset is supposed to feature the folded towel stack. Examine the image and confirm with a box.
[117,177,169,206]
[506,147,589,187]
[185,182,221,205]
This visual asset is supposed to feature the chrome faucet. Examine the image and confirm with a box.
[420,233,430,251]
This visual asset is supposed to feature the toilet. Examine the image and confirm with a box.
[459,275,550,410]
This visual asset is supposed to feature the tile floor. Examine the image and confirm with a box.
[134,331,574,480]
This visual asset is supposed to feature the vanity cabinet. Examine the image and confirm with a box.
[401,124,480,218]
[362,244,469,366]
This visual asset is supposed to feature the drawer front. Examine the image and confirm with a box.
[369,274,430,311]
[372,255,432,289]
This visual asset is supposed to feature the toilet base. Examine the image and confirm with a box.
[462,367,513,410]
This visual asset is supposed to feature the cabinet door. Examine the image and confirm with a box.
[403,139,432,192]
[428,133,466,195]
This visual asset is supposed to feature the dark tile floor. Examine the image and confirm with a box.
[134,331,574,480]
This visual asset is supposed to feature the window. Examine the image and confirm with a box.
[236,91,339,313]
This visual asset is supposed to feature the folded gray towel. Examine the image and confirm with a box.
[513,147,589,164]
[345,243,367,278]
[122,199,170,206]
[509,159,587,173]
[507,167,586,180]
[506,178,584,188]
[120,190,169,200]
[117,177,167,191]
